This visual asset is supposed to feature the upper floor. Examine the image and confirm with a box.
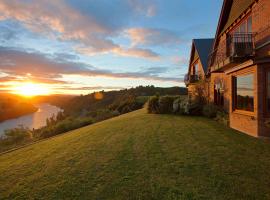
[208,0,270,73]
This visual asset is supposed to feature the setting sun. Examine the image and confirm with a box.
[12,82,51,97]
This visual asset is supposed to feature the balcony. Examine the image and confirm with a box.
[184,74,199,85]
[208,33,255,71]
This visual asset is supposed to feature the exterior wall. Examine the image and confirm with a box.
[257,63,270,137]
[187,59,207,100]
[211,0,270,71]
[227,65,259,137]
[187,80,209,102]
[190,58,205,77]
[209,72,230,112]
[208,0,270,137]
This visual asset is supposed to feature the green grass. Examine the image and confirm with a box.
[1,109,270,199]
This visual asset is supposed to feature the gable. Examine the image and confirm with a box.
[217,0,255,36]
[188,39,214,75]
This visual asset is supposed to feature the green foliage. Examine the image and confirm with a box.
[3,125,32,144]
[63,86,187,116]
[202,104,219,118]
[215,110,229,126]
[187,99,204,116]
[158,96,175,114]
[147,96,160,113]
[172,98,181,113]
[148,96,185,114]
[36,116,94,139]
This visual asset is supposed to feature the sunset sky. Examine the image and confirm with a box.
[0,0,222,95]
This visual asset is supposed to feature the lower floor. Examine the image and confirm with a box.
[188,59,270,137]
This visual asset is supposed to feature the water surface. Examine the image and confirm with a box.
[0,103,62,136]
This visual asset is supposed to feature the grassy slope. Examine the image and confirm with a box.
[1,109,270,200]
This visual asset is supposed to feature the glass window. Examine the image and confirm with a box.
[235,74,254,112]
[240,22,246,33]
[193,63,198,75]
[267,71,270,112]
[247,17,252,32]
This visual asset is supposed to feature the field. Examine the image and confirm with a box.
[1,109,270,199]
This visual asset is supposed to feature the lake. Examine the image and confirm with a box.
[0,103,62,136]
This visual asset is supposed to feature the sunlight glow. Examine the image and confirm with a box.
[11,82,51,97]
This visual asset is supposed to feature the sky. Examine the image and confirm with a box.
[0,0,223,95]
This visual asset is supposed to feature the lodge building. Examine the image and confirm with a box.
[185,0,270,137]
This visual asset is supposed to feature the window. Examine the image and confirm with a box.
[234,74,254,112]
[266,71,270,113]
[247,17,252,32]
[240,22,246,33]
[193,63,198,75]
[232,16,252,33]
[214,84,224,107]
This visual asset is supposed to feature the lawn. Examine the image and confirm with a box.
[1,109,270,199]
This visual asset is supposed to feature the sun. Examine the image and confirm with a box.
[12,82,51,97]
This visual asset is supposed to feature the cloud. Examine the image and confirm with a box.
[0,47,181,83]
[126,28,184,47]
[0,0,160,59]
[54,86,125,91]
[75,45,159,59]
[170,55,189,66]
[128,0,157,17]
[112,47,160,59]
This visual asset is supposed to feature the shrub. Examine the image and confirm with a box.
[158,96,175,114]
[3,125,32,144]
[173,98,181,113]
[203,104,219,118]
[178,98,189,115]
[187,100,203,116]
[147,96,160,114]
[215,110,229,126]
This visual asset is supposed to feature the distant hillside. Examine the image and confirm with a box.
[62,86,187,116]
[0,94,38,122]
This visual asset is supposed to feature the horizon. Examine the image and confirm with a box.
[0,0,223,96]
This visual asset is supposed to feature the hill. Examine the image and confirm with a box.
[59,86,187,116]
[1,109,270,199]
[0,93,38,122]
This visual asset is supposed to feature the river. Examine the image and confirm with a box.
[0,103,62,136]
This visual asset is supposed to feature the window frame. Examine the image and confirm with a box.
[264,69,270,116]
[232,73,255,114]
[230,14,252,34]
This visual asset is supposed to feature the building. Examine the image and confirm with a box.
[185,39,214,102]
[186,0,270,137]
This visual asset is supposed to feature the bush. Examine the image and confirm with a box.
[187,100,203,116]
[173,98,181,113]
[147,96,160,114]
[203,104,219,118]
[3,125,32,144]
[158,96,175,114]
[215,110,229,126]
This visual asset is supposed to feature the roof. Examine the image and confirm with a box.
[191,39,214,73]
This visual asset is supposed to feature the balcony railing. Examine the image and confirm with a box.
[184,74,199,85]
[208,33,255,70]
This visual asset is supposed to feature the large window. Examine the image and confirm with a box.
[234,74,254,112]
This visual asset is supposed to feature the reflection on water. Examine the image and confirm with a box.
[0,103,62,136]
